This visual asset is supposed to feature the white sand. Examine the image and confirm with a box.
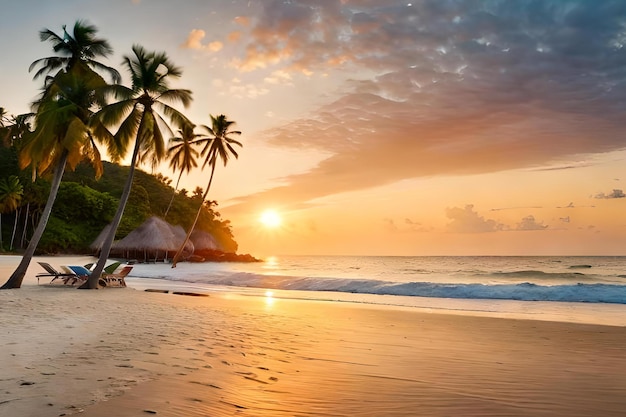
[1,255,626,416]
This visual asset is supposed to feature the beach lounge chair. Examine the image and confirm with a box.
[36,262,80,285]
[66,265,131,288]
[103,266,131,287]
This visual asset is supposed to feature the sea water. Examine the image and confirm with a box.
[125,255,626,326]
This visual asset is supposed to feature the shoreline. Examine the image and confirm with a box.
[2,256,626,416]
[5,254,626,327]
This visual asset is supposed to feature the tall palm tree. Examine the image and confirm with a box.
[171,114,241,267]
[84,45,192,288]
[1,21,119,289]
[164,123,200,218]
[0,176,23,251]
[1,66,114,289]
[29,20,121,84]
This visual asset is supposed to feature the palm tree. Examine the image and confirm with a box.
[29,20,120,84]
[0,109,32,148]
[84,45,192,288]
[1,21,119,289]
[0,65,114,289]
[164,123,200,218]
[0,107,8,127]
[0,176,23,251]
[0,107,11,146]
[171,114,241,267]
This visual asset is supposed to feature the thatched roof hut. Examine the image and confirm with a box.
[110,217,194,262]
[190,230,220,251]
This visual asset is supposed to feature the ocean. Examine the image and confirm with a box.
[125,255,626,326]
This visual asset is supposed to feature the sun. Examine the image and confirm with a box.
[259,209,282,228]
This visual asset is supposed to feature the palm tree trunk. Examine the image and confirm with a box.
[1,151,68,289]
[81,138,141,289]
[163,171,183,219]
[10,208,19,250]
[20,203,30,248]
[171,164,216,267]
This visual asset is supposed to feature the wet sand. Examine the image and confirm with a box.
[1,257,626,416]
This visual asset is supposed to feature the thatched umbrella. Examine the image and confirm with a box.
[112,217,194,262]
[190,230,220,251]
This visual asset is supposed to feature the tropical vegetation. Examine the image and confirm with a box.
[0,20,244,290]
[1,21,118,289]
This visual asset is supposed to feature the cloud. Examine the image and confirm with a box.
[225,1,626,213]
[384,218,398,232]
[595,189,626,199]
[181,29,223,52]
[229,82,270,99]
[181,29,206,49]
[228,31,243,42]
[384,217,430,233]
[446,205,504,233]
[234,16,250,26]
[515,215,548,231]
[264,70,293,85]
[207,41,224,52]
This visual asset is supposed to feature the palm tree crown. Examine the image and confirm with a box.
[0,175,23,214]
[98,44,192,167]
[164,123,200,217]
[23,65,112,180]
[29,20,121,83]
[196,114,242,169]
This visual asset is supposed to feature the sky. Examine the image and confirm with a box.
[1,0,626,257]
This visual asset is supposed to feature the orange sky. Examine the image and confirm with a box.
[1,0,626,256]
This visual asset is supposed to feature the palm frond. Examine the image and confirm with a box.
[113,105,142,154]
[97,97,136,127]
[157,89,193,108]
[87,60,122,84]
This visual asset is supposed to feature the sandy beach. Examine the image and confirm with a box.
[1,257,626,416]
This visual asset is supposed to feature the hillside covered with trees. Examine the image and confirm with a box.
[0,145,238,255]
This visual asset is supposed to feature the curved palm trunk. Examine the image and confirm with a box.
[163,171,183,219]
[10,208,19,250]
[80,139,141,289]
[20,203,30,248]
[171,164,216,268]
[1,151,68,289]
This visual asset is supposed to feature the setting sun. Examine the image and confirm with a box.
[259,209,282,228]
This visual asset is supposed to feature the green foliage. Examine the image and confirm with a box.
[35,182,117,253]
[38,216,87,253]
[52,182,117,225]
[0,146,239,253]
